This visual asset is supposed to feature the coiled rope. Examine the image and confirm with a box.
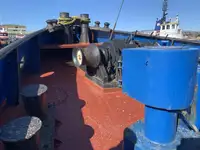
[58,16,91,25]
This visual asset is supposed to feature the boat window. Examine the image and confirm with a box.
[0,33,8,36]
[162,26,165,30]
[172,24,175,29]
[166,25,170,29]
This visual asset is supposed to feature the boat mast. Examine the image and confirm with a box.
[109,0,125,40]
[161,0,168,23]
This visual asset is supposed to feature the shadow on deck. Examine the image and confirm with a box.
[0,49,199,150]
[0,49,144,150]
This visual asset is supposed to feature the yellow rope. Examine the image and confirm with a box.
[58,16,90,25]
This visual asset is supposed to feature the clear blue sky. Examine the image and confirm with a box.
[0,0,199,31]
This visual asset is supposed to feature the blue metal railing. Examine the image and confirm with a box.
[0,26,200,107]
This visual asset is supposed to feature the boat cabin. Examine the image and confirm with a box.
[159,15,183,39]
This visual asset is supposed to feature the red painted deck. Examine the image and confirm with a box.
[0,50,144,150]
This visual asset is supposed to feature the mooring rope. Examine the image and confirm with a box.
[58,16,91,25]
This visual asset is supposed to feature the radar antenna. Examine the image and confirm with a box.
[162,0,168,22]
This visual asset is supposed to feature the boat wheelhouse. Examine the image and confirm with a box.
[158,15,183,38]
[151,0,184,39]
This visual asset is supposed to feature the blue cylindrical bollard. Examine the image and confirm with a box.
[21,84,48,121]
[0,116,42,150]
[144,106,177,143]
[122,46,200,150]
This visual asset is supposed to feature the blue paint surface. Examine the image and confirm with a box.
[124,120,200,150]
[3,50,19,105]
[122,46,199,110]
[122,46,200,148]
[0,60,5,104]
[144,106,177,143]
[18,38,40,73]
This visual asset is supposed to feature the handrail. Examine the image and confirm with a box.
[40,43,103,49]
[0,28,47,59]
[90,27,200,45]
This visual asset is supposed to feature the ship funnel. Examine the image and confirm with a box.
[104,22,110,28]
[94,21,100,27]
[80,14,90,43]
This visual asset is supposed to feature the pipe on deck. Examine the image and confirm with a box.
[40,43,102,49]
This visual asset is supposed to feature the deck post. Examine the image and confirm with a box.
[30,36,40,73]
[80,14,90,43]
[20,84,48,121]
[0,116,42,150]
[122,46,200,150]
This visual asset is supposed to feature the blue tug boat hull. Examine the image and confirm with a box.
[0,11,200,150]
